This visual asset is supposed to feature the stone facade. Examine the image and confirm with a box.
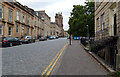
[0,2,65,40]
[0,2,44,39]
[95,2,120,70]
[50,22,61,36]
[37,10,51,37]
[64,31,69,37]
[55,13,64,37]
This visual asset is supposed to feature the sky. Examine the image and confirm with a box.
[16,0,86,31]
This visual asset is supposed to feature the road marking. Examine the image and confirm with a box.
[46,44,67,76]
[41,43,68,76]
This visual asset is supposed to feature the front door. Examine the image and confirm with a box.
[114,14,117,36]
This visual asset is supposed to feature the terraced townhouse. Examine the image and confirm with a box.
[95,1,120,70]
[50,22,62,37]
[0,2,44,39]
[37,10,51,37]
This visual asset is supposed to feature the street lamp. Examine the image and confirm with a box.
[86,25,89,40]
[69,25,72,45]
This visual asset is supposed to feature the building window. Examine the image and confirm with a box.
[31,29,32,35]
[101,13,104,31]
[35,20,36,26]
[0,5,3,18]
[22,26,24,35]
[53,31,55,35]
[23,14,25,23]
[16,24,19,33]
[38,20,39,26]
[9,10,12,22]
[27,28,29,34]
[51,31,52,35]
[8,26,12,36]
[17,10,19,20]
[0,24,3,35]
[28,16,29,25]
[97,18,99,32]
[31,18,33,26]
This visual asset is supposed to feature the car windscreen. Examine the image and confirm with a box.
[6,37,14,41]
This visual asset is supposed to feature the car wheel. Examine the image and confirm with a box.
[20,42,22,45]
[9,43,13,47]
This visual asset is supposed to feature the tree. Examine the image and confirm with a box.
[68,0,95,37]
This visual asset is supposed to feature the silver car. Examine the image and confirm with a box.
[21,36,35,43]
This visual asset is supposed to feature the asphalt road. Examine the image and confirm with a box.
[2,38,68,75]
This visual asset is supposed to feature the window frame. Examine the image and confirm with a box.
[101,13,104,31]
[16,24,19,33]
[27,28,29,34]
[0,24,3,35]
[23,13,25,23]
[31,28,32,35]
[0,5,3,19]
[8,26,12,36]
[97,18,99,32]
[28,16,29,25]
[31,18,33,26]
[9,9,12,22]
[17,10,19,20]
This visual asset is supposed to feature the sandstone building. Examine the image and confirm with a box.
[50,22,61,37]
[0,2,44,39]
[95,1,120,70]
[55,13,64,37]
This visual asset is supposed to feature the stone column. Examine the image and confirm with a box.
[4,23,8,37]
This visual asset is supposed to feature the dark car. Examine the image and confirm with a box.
[0,37,22,47]
[56,36,59,39]
[39,37,47,41]
[49,36,56,40]
[21,36,35,43]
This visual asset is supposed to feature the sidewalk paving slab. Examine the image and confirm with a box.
[52,40,108,75]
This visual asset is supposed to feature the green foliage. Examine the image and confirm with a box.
[68,0,95,37]
[108,71,120,77]
[114,71,120,76]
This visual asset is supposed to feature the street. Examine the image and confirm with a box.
[2,38,108,76]
[2,38,68,75]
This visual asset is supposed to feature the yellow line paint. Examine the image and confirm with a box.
[41,49,62,75]
[46,44,68,76]
[41,43,68,76]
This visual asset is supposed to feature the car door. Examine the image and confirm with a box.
[8,38,15,45]
[14,38,19,45]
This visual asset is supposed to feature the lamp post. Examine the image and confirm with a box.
[69,25,72,45]
[87,25,90,50]
[86,25,89,40]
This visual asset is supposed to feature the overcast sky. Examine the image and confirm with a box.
[16,0,86,31]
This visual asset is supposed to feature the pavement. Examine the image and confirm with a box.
[52,40,108,75]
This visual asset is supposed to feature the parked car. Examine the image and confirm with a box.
[21,36,35,43]
[56,36,59,39]
[49,36,56,40]
[0,37,22,47]
[39,37,47,41]
[74,37,80,40]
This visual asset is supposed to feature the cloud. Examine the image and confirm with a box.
[16,0,86,30]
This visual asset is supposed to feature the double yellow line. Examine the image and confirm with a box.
[41,43,68,76]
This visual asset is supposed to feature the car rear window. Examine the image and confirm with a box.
[6,37,13,40]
